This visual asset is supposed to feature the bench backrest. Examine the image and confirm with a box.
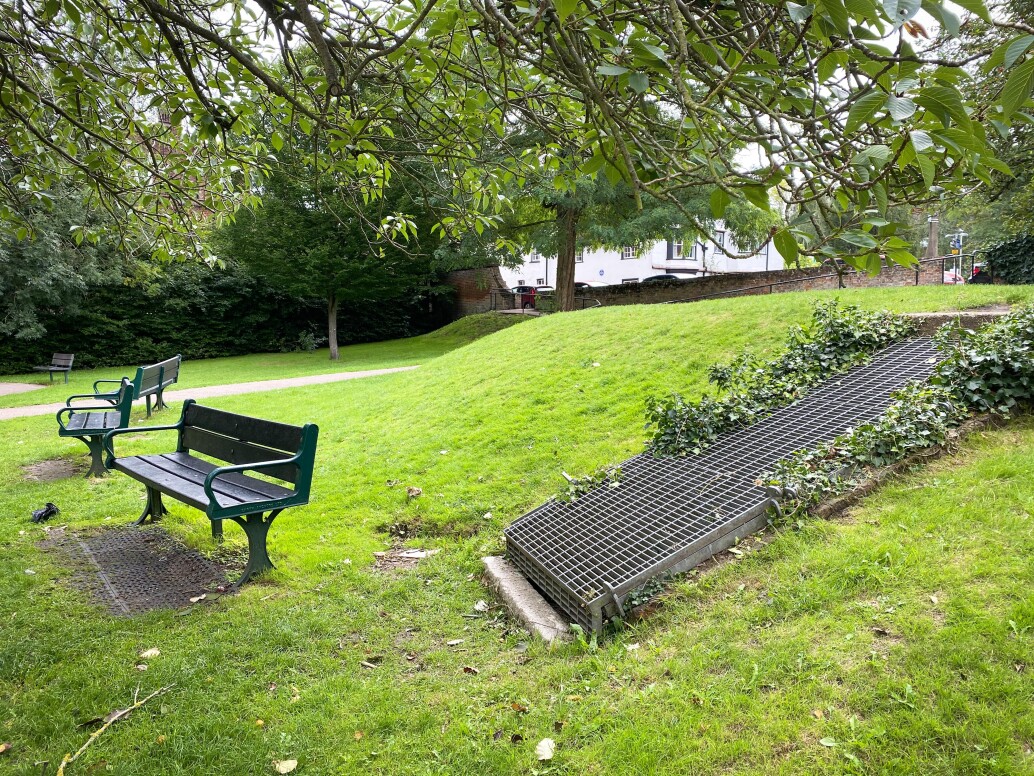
[51,353,74,369]
[113,378,135,423]
[137,354,182,395]
[177,402,318,493]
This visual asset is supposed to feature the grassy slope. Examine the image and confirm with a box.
[1,286,1033,774]
[0,312,528,409]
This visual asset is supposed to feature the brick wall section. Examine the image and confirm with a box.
[579,260,942,308]
[446,266,511,317]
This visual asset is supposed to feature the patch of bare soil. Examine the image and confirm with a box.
[21,458,86,482]
[372,547,440,572]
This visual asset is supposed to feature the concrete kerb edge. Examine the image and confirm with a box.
[482,556,573,644]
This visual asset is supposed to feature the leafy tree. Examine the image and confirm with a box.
[2,0,1031,286]
[0,176,132,339]
[209,150,438,360]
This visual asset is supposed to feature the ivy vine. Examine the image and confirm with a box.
[645,301,916,456]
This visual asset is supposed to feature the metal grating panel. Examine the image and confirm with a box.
[506,338,941,632]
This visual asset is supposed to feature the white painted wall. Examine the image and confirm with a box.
[499,224,784,287]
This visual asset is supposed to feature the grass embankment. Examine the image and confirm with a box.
[0,312,528,410]
[1,286,1033,774]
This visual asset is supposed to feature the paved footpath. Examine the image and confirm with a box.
[0,365,419,421]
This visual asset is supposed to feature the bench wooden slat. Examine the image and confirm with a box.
[114,457,235,512]
[65,411,122,432]
[184,404,303,454]
[154,452,294,502]
[181,426,299,483]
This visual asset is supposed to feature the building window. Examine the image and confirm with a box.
[529,250,541,263]
[517,279,525,285]
[622,246,636,260]
[716,231,726,253]
[622,277,639,284]
[576,248,585,263]
[673,240,684,259]
[536,278,545,285]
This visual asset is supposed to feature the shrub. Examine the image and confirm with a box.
[985,233,1034,284]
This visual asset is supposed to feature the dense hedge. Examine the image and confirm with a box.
[0,262,450,374]
[986,233,1034,284]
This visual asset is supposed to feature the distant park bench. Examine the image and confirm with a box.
[57,378,134,477]
[34,353,74,383]
[104,400,319,588]
[93,354,182,417]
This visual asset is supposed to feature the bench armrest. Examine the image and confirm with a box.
[56,403,118,430]
[102,422,182,468]
[66,392,117,406]
[203,456,302,514]
[93,378,124,392]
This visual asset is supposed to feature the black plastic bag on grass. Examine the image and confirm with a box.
[31,503,60,523]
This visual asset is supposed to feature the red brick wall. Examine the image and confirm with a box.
[446,266,511,317]
[582,260,942,308]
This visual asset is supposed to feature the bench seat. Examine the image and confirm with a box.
[65,411,125,433]
[57,379,133,477]
[114,452,295,513]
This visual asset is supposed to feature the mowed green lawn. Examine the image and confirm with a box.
[0,312,527,410]
[1,286,1033,775]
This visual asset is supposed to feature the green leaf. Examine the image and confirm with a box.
[886,95,916,121]
[916,154,936,189]
[882,0,920,26]
[270,132,284,152]
[949,0,990,23]
[710,188,731,218]
[596,64,629,77]
[817,0,850,34]
[845,91,886,133]
[1004,35,1034,69]
[1001,58,1034,119]
[909,129,934,152]
[740,184,771,210]
[554,0,578,22]
[773,228,800,263]
[819,738,837,747]
[627,72,649,94]
[787,2,815,22]
[914,85,970,128]
[922,0,960,37]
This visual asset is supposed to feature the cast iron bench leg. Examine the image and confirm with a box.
[145,395,153,418]
[82,435,107,478]
[135,486,169,525]
[156,388,168,412]
[228,509,282,589]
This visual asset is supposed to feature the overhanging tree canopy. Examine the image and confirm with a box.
[1,0,1032,277]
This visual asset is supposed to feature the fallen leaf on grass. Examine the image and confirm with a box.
[189,594,206,604]
[553,720,566,732]
[139,648,160,659]
[493,730,503,741]
[135,664,148,671]
[819,737,837,748]
[473,600,490,613]
[510,733,524,744]
[256,719,265,727]
[811,709,824,720]
[727,548,743,557]
[0,742,11,755]
[273,759,298,773]
[447,639,465,647]
[511,702,529,713]
[354,731,364,741]
[289,685,300,703]
[406,487,422,499]
[929,595,938,605]
[462,666,479,674]
[360,661,379,670]
[536,738,556,760]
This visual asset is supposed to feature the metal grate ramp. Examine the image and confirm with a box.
[505,338,941,633]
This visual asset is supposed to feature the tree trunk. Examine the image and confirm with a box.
[555,205,579,312]
[327,292,339,360]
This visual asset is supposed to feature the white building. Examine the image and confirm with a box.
[498,225,785,288]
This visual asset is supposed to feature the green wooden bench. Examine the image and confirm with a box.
[103,400,319,587]
[57,378,134,477]
[34,353,75,383]
[93,354,182,417]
